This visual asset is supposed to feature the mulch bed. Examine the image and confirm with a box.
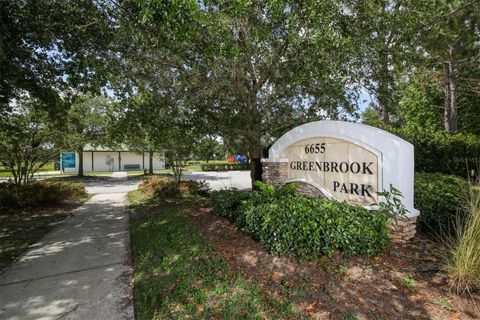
[188,203,480,320]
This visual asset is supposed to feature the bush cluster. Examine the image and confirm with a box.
[139,176,179,198]
[244,195,389,258]
[201,163,249,171]
[0,181,86,209]
[389,127,480,178]
[138,175,210,198]
[210,186,390,259]
[210,189,250,226]
[415,172,470,233]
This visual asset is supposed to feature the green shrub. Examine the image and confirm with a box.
[210,189,250,227]
[388,127,480,178]
[139,176,210,198]
[250,181,298,203]
[0,181,86,209]
[243,194,390,259]
[415,173,470,233]
[201,163,249,171]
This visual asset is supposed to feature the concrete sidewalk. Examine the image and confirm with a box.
[0,192,133,320]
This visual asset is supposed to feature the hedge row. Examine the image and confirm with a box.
[415,172,470,233]
[210,186,390,259]
[0,181,86,209]
[201,163,249,171]
[389,127,480,178]
[244,195,390,258]
[210,172,473,259]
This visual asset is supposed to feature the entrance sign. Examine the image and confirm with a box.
[280,137,378,205]
[61,152,76,169]
[263,120,419,218]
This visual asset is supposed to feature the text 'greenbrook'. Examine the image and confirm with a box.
[289,161,375,197]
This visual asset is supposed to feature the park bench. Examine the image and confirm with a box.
[123,164,141,171]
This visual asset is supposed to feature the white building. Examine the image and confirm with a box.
[61,145,165,174]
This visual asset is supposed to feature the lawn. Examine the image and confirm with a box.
[0,162,56,177]
[128,191,301,320]
[129,186,480,319]
[0,161,234,178]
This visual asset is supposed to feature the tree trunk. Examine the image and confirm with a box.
[444,53,458,133]
[78,146,84,177]
[249,132,263,189]
[148,150,154,175]
[380,106,390,125]
[378,56,390,125]
[143,152,147,174]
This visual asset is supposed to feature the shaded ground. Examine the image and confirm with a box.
[188,199,480,320]
[129,197,302,319]
[0,182,133,320]
[0,196,90,269]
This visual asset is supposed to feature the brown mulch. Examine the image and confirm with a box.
[187,202,480,320]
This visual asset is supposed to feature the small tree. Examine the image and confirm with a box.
[163,129,195,183]
[0,98,60,185]
[64,95,110,176]
[120,88,200,181]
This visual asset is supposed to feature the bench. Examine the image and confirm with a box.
[123,164,141,171]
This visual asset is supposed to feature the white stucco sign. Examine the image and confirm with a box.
[264,120,419,218]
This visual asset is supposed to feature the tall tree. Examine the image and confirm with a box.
[116,92,165,175]
[346,0,422,125]
[0,0,116,115]
[120,89,199,181]
[126,0,358,187]
[418,0,480,133]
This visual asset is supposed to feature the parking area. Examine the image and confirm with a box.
[183,171,252,191]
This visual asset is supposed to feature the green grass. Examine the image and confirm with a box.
[394,276,418,291]
[0,163,229,178]
[46,175,109,181]
[129,194,302,320]
[187,160,231,165]
[0,162,56,177]
[128,189,152,206]
[442,188,480,294]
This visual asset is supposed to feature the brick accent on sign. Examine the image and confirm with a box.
[262,160,417,243]
[262,161,288,187]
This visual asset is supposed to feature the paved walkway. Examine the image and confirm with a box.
[0,171,250,320]
[0,182,135,320]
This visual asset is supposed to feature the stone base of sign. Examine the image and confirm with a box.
[389,216,417,243]
[262,161,417,243]
[295,182,327,198]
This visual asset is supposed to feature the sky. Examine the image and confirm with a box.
[357,87,373,112]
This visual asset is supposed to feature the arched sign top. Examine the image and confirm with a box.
[268,120,411,160]
[264,120,419,218]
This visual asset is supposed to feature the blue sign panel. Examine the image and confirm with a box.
[61,152,76,168]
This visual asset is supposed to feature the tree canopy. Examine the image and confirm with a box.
[1,0,478,181]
